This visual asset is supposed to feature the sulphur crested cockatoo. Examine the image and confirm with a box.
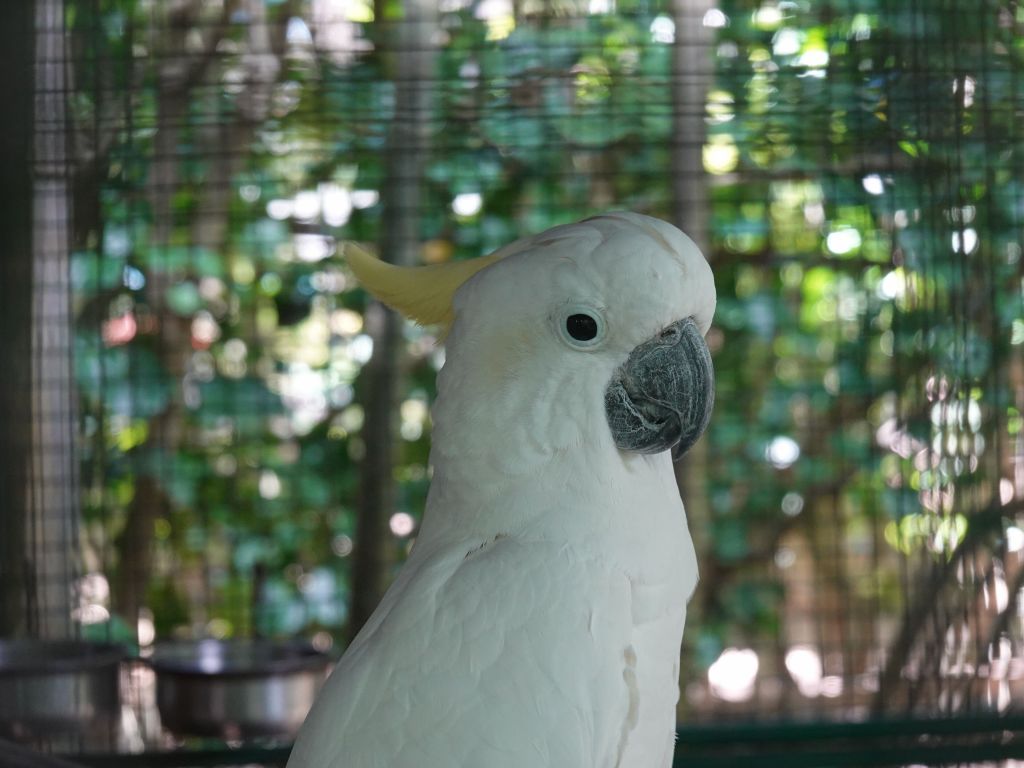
[288,212,715,768]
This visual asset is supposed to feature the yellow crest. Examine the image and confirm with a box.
[343,242,505,331]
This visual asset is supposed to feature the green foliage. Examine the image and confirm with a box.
[65,0,1023,719]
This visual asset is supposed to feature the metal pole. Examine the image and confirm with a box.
[0,0,36,638]
[30,0,79,639]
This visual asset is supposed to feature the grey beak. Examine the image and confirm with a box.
[604,317,714,460]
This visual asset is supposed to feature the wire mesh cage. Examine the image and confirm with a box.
[2,0,1024,763]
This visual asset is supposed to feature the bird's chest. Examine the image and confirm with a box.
[603,490,698,608]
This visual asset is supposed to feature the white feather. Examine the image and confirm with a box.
[288,212,714,768]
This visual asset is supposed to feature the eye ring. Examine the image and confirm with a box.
[556,304,607,350]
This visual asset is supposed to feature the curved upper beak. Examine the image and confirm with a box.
[604,317,714,461]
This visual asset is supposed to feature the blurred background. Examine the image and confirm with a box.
[2,0,1023,765]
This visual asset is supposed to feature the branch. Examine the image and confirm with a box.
[870,499,1023,714]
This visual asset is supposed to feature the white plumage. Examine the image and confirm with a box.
[288,212,716,768]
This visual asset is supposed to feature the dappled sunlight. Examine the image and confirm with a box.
[708,647,759,702]
[20,0,1016,754]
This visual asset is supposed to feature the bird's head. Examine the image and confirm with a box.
[346,212,716,466]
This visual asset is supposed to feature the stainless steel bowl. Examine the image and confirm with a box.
[0,640,123,740]
[148,639,330,739]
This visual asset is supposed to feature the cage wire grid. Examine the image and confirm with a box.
[2,0,1023,761]
[0,0,109,756]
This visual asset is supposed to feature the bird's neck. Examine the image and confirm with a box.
[426,346,611,498]
[417,358,682,554]
[417,426,692,589]
[409,341,695,592]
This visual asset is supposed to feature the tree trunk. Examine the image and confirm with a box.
[670,0,715,562]
[0,1,36,638]
[670,0,715,719]
[112,0,289,627]
[349,1,438,640]
[669,0,714,252]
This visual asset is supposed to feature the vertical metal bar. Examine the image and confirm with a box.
[31,0,79,639]
[0,0,36,638]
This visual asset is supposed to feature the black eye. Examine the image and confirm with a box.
[566,313,598,341]
[558,305,606,348]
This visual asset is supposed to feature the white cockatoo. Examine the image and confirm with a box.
[288,212,716,768]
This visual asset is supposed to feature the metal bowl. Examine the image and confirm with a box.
[148,639,330,739]
[0,639,123,740]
